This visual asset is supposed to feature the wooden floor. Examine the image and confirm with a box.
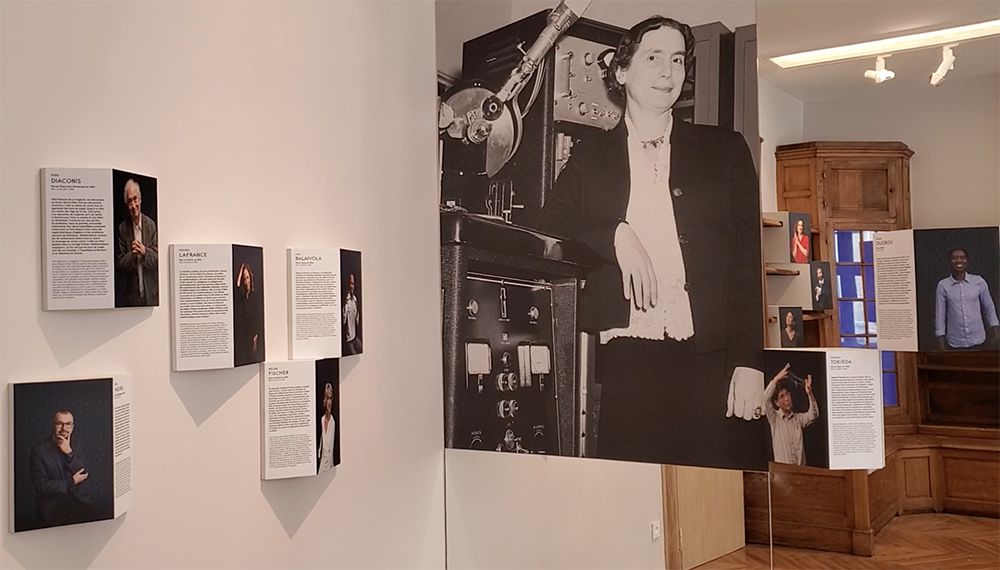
[696,514,1000,570]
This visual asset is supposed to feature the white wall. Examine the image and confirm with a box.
[445,451,665,569]
[758,79,805,213]
[0,1,445,568]
[803,73,1000,229]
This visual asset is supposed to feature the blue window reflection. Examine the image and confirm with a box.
[839,301,865,334]
[836,230,861,263]
[867,301,878,334]
[883,373,898,406]
[882,351,895,370]
[833,230,898,407]
[840,336,866,349]
[837,265,862,299]
[862,231,875,264]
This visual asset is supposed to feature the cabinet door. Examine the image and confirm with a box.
[822,158,901,221]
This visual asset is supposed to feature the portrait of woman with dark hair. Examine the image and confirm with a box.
[791,217,810,263]
[536,15,765,469]
[780,307,804,348]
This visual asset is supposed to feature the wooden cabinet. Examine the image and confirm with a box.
[776,141,913,225]
[775,141,914,347]
[822,157,903,221]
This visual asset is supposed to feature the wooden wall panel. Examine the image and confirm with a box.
[744,466,861,555]
[897,450,934,514]
[767,521,853,554]
[769,470,850,528]
[868,455,898,534]
[941,450,1000,517]
[675,466,745,570]
[943,457,1000,501]
[903,456,932,497]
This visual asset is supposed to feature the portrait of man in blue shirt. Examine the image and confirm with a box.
[935,248,1000,350]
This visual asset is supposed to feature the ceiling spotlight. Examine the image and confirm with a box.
[930,45,956,86]
[864,55,895,84]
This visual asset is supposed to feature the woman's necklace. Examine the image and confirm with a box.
[640,135,665,149]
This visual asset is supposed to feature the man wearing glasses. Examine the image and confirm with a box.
[29,410,98,526]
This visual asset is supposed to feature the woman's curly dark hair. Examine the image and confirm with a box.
[603,16,696,105]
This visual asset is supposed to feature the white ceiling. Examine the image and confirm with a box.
[758,0,1000,101]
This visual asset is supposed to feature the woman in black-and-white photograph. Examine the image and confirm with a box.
[535,15,766,470]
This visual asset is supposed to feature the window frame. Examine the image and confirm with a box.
[828,222,918,428]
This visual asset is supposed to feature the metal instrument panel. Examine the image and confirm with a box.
[457,273,558,454]
[553,36,622,131]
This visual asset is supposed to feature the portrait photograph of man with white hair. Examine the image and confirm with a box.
[112,169,159,307]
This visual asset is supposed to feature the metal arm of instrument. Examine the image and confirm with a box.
[492,0,592,107]
[440,0,591,177]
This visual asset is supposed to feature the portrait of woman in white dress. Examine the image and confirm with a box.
[318,383,336,472]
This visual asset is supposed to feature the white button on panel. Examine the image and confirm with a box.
[466,342,492,375]
[529,345,551,375]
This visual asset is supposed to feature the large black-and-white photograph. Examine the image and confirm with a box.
[762,350,828,469]
[233,244,265,367]
[438,1,767,470]
[316,358,342,472]
[914,227,1000,352]
[112,170,159,307]
[340,249,363,356]
[11,379,115,532]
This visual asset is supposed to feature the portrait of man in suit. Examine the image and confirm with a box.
[115,178,159,307]
[29,410,101,527]
[811,262,832,310]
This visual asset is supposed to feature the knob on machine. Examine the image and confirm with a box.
[502,428,517,451]
[467,299,479,316]
[528,306,540,320]
[497,399,519,418]
[496,372,519,391]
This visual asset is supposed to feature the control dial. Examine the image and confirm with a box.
[497,399,519,419]
[495,372,518,392]
[503,429,517,451]
[466,300,479,316]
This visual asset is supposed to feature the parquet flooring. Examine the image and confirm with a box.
[696,514,1000,570]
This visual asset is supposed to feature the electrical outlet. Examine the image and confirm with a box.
[651,520,662,540]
